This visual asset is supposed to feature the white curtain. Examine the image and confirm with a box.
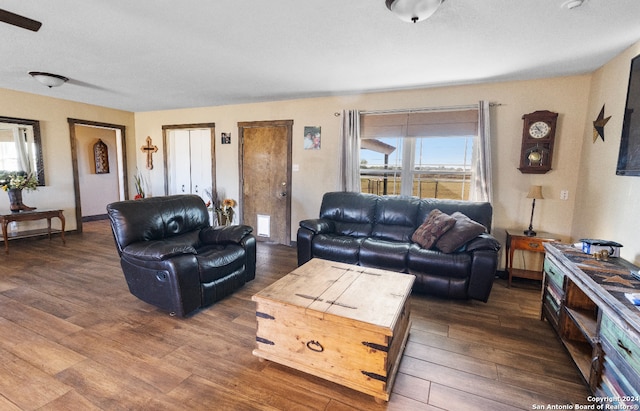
[339,109,361,192]
[13,126,32,174]
[470,100,493,203]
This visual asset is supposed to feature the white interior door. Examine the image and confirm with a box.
[189,129,212,202]
[166,128,213,201]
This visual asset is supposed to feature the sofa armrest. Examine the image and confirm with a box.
[465,233,501,252]
[199,225,253,245]
[122,241,197,261]
[467,248,500,302]
[299,218,335,234]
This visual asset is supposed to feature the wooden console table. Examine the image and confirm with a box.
[0,209,65,253]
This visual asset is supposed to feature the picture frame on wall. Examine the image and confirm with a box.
[221,132,231,144]
[304,126,321,150]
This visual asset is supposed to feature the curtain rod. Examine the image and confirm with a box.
[358,102,501,116]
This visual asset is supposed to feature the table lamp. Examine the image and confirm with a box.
[524,185,543,236]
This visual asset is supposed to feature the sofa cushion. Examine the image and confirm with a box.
[435,212,487,253]
[122,231,201,261]
[359,238,410,272]
[311,234,364,265]
[319,191,376,237]
[407,244,472,279]
[371,196,422,242]
[411,209,456,249]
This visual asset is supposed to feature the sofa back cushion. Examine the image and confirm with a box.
[107,194,209,253]
[371,196,422,242]
[319,192,376,237]
[417,199,493,233]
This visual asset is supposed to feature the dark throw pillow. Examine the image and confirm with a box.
[435,212,487,253]
[411,209,456,249]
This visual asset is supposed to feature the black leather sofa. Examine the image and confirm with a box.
[107,195,256,317]
[297,192,501,302]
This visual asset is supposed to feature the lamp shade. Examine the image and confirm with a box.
[385,0,444,23]
[526,185,544,200]
[28,71,69,88]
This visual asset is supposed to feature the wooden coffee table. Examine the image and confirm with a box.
[252,258,415,402]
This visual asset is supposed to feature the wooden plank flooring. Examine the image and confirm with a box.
[0,220,591,410]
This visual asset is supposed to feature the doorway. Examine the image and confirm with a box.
[239,120,292,246]
[162,123,216,205]
[68,118,127,233]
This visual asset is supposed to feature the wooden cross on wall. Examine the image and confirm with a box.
[141,136,158,169]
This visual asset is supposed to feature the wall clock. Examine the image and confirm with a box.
[518,110,558,174]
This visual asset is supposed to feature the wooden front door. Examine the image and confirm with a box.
[239,120,292,245]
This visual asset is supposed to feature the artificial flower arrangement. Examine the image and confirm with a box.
[205,188,236,226]
[0,170,38,192]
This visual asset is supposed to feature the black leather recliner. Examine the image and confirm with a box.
[107,194,256,317]
[297,192,501,302]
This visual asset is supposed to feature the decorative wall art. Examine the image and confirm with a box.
[304,126,321,150]
[592,105,611,143]
[140,136,158,169]
[94,139,109,174]
[221,132,231,144]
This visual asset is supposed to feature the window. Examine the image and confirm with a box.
[360,109,477,200]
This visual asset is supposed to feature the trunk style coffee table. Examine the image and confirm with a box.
[252,258,415,402]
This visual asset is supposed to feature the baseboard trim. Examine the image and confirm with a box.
[82,214,109,222]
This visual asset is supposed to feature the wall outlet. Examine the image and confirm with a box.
[560,190,569,200]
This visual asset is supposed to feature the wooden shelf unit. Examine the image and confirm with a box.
[542,243,640,403]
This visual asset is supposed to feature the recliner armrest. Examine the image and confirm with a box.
[465,233,501,252]
[199,225,253,245]
[299,218,335,234]
[122,241,197,261]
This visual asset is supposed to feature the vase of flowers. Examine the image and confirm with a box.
[205,188,236,226]
[133,170,146,200]
[0,171,38,212]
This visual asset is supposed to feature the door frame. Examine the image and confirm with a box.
[161,123,216,197]
[68,118,127,233]
[238,120,293,245]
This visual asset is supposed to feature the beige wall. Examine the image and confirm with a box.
[5,39,640,267]
[0,88,135,230]
[572,42,640,265]
[135,74,592,266]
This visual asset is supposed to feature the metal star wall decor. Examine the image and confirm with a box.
[593,105,611,143]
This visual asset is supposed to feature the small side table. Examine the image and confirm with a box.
[505,229,559,287]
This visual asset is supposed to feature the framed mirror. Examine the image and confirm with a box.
[0,116,45,185]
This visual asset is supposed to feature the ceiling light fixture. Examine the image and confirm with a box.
[385,0,445,23]
[563,0,585,10]
[28,71,69,88]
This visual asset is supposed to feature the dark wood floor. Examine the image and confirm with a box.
[0,221,590,410]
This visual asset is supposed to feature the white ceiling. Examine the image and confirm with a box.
[2,0,640,113]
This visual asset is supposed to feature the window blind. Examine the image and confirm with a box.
[360,109,478,139]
